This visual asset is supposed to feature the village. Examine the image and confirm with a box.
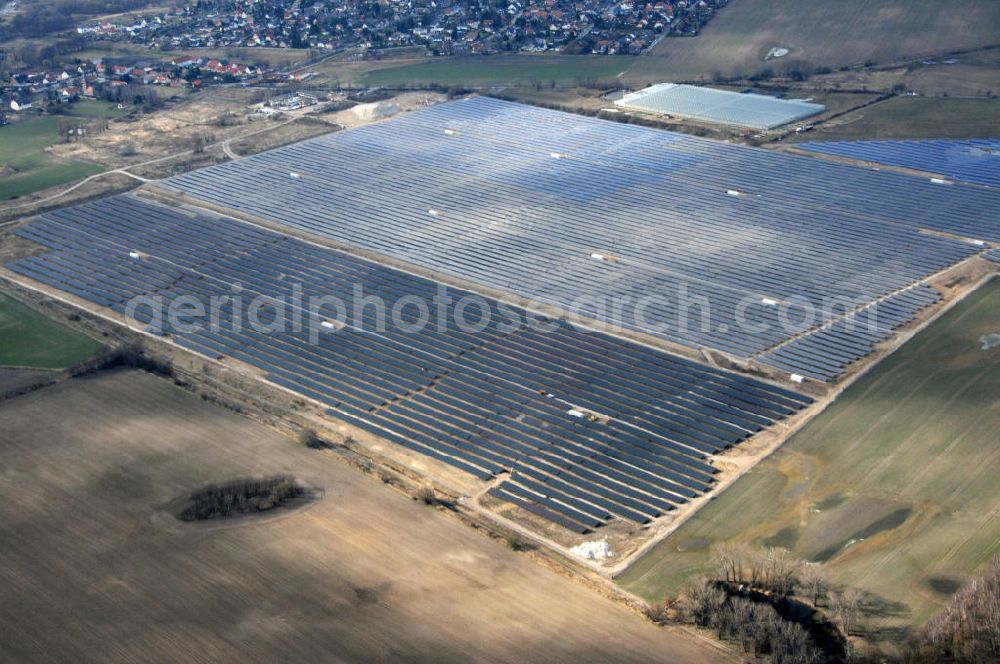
[0,51,324,122]
[0,0,726,122]
[76,0,726,56]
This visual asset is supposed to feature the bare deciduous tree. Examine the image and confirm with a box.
[712,541,754,585]
[831,587,863,636]
[799,563,831,606]
[907,555,1000,662]
[763,547,800,597]
[676,576,726,627]
[712,542,800,595]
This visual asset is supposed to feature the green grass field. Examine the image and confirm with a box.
[63,99,128,119]
[626,0,1000,83]
[0,294,102,369]
[0,116,103,200]
[355,55,635,88]
[619,278,1000,641]
[71,44,313,68]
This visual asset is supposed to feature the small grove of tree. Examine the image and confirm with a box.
[646,542,853,662]
[299,427,332,450]
[97,84,162,113]
[57,117,97,143]
[905,555,1000,663]
[213,112,241,127]
[178,476,305,521]
[799,562,832,607]
[191,133,215,154]
[712,542,803,597]
[829,587,863,638]
[70,342,173,378]
[675,576,826,664]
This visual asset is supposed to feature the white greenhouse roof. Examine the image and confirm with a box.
[615,83,825,130]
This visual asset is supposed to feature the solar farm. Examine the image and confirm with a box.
[614,84,826,130]
[2,96,997,546]
[158,97,998,381]
[798,138,1000,188]
[8,195,810,533]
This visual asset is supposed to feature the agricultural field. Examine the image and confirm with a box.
[172,46,312,68]
[346,55,635,88]
[0,369,728,663]
[804,47,1000,99]
[70,43,313,69]
[0,171,139,225]
[626,0,1000,83]
[0,293,101,368]
[618,277,1000,642]
[0,115,103,200]
[788,96,1000,142]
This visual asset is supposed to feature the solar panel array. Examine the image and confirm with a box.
[798,139,1000,189]
[615,83,825,129]
[8,195,811,533]
[159,97,995,380]
[757,284,941,381]
[985,249,1000,264]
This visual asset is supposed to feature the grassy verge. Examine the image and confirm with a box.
[0,294,102,369]
[63,99,129,119]
[71,44,313,68]
[618,278,1000,642]
[353,54,635,88]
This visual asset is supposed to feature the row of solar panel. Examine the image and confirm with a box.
[164,118,978,308]
[157,149,971,362]
[158,97,991,379]
[23,196,827,406]
[170,137,962,314]
[9,194,811,532]
[316,97,1000,242]
[757,285,942,381]
[798,139,1000,189]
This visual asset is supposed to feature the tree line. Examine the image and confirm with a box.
[70,342,174,378]
[905,555,1000,663]
[662,543,847,663]
[657,542,1000,664]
